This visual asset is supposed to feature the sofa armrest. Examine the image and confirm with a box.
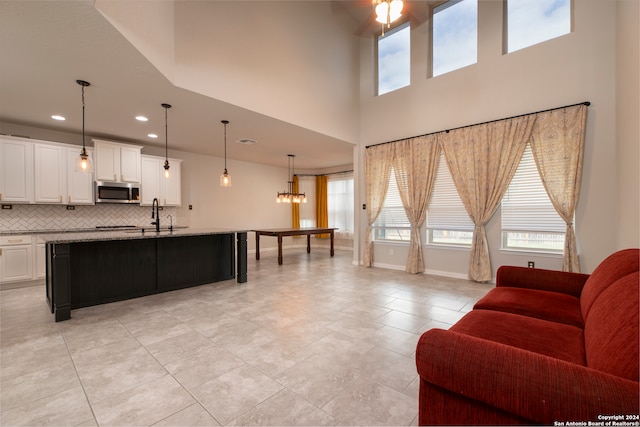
[496,266,589,297]
[416,329,639,424]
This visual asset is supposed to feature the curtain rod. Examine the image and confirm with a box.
[295,170,353,177]
[365,101,591,149]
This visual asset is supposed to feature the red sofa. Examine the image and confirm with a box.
[416,248,639,425]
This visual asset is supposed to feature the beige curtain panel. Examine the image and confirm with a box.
[440,115,536,282]
[393,135,441,274]
[364,143,394,267]
[530,104,588,273]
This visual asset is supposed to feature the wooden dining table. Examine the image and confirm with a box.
[251,227,337,265]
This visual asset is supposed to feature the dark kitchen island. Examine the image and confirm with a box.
[43,228,247,321]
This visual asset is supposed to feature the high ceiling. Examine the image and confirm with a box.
[0,1,394,170]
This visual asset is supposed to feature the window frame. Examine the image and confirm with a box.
[503,0,573,54]
[426,152,474,248]
[430,0,478,78]
[372,167,412,242]
[500,144,566,254]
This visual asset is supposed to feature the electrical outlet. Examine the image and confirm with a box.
[1,204,12,210]
[528,261,535,268]
[189,205,193,210]
[66,205,75,210]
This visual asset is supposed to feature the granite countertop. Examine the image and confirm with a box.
[34,227,248,244]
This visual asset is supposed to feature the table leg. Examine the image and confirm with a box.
[307,235,311,253]
[277,235,283,265]
[255,232,260,260]
[330,231,335,257]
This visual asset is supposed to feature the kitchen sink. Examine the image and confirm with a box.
[124,226,188,234]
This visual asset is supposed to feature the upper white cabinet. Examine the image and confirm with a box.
[0,137,34,203]
[34,143,66,204]
[163,159,181,206]
[140,155,182,206]
[94,140,141,183]
[66,147,94,205]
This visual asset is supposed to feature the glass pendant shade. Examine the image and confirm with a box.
[75,147,93,173]
[163,159,170,178]
[220,169,231,187]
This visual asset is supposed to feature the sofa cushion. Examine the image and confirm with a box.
[474,287,583,327]
[580,248,639,319]
[451,310,586,365]
[584,272,639,381]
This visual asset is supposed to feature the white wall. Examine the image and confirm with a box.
[357,0,638,276]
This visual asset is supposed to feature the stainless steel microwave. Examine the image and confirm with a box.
[95,181,141,204]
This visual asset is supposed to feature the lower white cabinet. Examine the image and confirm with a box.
[0,235,34,283]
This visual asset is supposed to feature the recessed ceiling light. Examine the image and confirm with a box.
[148,133,158,138]
[136,116,148,122]
[51,115,65,121]
[236,138,257,145]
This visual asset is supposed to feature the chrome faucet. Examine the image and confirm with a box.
[151,198,160,232]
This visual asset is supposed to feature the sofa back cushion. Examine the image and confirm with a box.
[580,248,639,319]
[583,272,639,381]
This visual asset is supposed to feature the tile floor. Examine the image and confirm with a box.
[0,248,493,426]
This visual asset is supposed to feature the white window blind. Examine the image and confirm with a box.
[328,174,354,238]
[374,168,411,241]
[502,145,565,233]
[298,176,316,228]
[427,153,474,231]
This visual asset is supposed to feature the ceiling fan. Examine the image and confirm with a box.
[333,0,429,37]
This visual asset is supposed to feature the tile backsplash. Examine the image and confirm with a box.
[0,204,179,232]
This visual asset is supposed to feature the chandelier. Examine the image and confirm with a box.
[276,154,307,204]
[373,0,403,36]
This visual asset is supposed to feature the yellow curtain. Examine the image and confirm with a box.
[292,175,300,229]
[315,175,329,238]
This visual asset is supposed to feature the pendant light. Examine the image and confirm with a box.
[161,103,171,178]
[276,154,306,203]
[220,120,231,187]
[75,80,93,173]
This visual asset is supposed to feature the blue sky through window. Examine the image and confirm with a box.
[377,22,410,95]
[432,0,478,77]
[507,0,571,52]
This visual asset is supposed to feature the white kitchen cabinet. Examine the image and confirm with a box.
[0,235,34,283]
[140,155,181,206]
[66,147,94,204]
[94,140,141,183]
[140,155,161,205]
[34,143,66,204]
[162,159,181,206]
[0,137,34,203]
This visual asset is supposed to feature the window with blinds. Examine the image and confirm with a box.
[328,174,354,238]
[426,153,474,246]
[501,144,565,252]
[298,176,316,228]
[373,168,411,241]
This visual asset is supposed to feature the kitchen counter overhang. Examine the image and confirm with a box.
[44,228,248,321]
